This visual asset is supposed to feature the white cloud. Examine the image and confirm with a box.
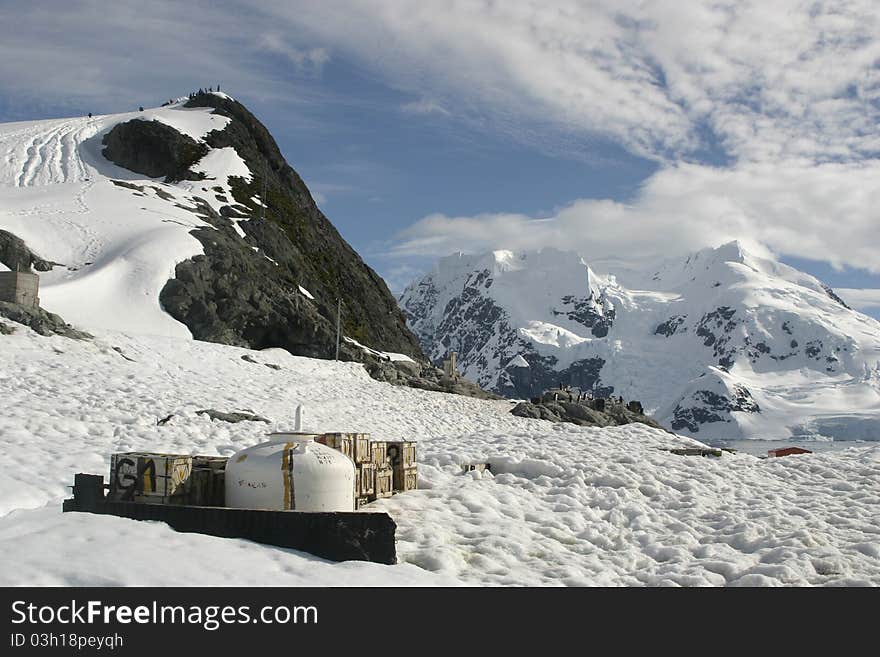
[837,288,880,311]
[392,159,880,274]
[280,1,880,164]
[3,1,879,275]
[307,181,358,207]
[0,2,328,116]
[255,33,329,72]
[400,99,450,116]
[271,1,880,273]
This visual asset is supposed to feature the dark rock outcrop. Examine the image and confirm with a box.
[498,353,613,400]
[102,119,208,183]
[511,396,666,431]
[365,357,501,400]
[137,93,426,370]
[822,283,851,310]
[670,385,760,433]
[159,200,358,360]
[195,409,270,424]
[552,294,615,337]
[0,230,59,272]
[0,301,92,339]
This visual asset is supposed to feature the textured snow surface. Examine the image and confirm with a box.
[0,102,243,338]
[1,325,878,586]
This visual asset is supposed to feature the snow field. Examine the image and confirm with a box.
[1,325,877,586]
[0,102,254,338]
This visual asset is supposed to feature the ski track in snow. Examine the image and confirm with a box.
[0,106,238,337]
[4,119,95,188]
[0,327,877,587]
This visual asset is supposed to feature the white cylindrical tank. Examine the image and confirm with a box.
[225,433,355,511]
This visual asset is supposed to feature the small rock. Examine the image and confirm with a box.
[196,409,270,424]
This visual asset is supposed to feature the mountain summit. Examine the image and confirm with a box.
[400,243,880,440]
[0,91,423,364]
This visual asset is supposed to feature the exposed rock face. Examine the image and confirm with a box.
[511,395,666,431]
[195,409,270,424]
[670,383,760,434]
[400,250,619,401]
[553,294,615,337]
[401,242,880,439]
[159,199,357,360]
[102,119,208,182]
[0,301,92,339]
[161,93,425,361]
[0,230,58,272]
[366,358,501,400]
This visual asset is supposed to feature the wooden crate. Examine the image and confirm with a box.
[317,432,371,464]
[190,456,228,506]
[352,433,371,464]
[392,465,418,493]
[316,433,356,461]
[370,440,389,468]
[354,496,372,510]
[358,462,377,497]
[109,453,193,503]
[386,441,417,469]
[373,467,393,500]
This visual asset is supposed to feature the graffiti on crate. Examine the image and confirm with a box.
[139,458,157,494]
[115,457,138,500]
[170,460,191,492]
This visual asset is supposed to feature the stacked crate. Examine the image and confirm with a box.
[319,432,374,509]
[191,456,228,506]
[109,453,193,504]
[109,453,228,506]
[352,433,373,509]
[370,441,393,501]
[387,441,418,493]
[315,433,355,461]
[317,433,418,506]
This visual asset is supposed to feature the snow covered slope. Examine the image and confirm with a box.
[0,97,243,336]
[1,319,878,586]
[0,93,423,361]
[400,244,880,441]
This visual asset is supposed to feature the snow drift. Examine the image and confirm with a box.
[1,320,878,586]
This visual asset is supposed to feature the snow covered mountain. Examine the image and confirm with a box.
[400,244,880,441]
[0,91,423,361]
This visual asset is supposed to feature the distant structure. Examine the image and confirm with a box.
[0,271,39,307]
[768,446,812,458]
[442,351,459,380]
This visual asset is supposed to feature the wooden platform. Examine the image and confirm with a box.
[63,473,397,564]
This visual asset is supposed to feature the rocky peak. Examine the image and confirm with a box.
[139,92,426,362]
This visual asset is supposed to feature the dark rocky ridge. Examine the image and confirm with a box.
[0,301,92,340]
[157,198,496,397]
[96,95,494,397]
[163,93,424,361]
[511,393,667,431]
[102,120,208,182]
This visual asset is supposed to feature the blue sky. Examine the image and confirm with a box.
[1,1,878,318]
